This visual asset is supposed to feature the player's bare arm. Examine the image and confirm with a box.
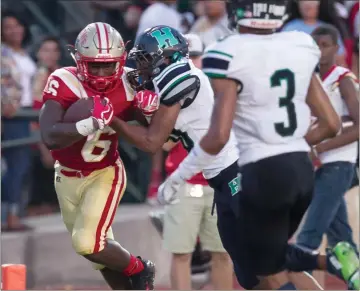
[315,76,359,153]
[40,95,113,150]
[305,73,341,145]
[199,78,238,155]
[110,103,180,153]
[39,100,91,149]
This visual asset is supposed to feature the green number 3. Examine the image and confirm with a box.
[270,69,297,137]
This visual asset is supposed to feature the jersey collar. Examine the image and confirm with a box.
[321,65,337,81]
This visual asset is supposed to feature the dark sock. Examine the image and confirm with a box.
[122,254,144,276]
[100,267,132,290]
[286,244,318,272]
[278,282,297,290]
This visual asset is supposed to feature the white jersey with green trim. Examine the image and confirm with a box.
[152,59,239,179]
[202,31,321,166]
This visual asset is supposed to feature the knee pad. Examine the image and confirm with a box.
[71,230,97,255]
[286,243,319,272]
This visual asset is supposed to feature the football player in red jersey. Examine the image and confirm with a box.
[39,22,156,290]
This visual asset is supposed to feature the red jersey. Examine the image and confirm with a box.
[165,143,208,186]
[42,66,136,171]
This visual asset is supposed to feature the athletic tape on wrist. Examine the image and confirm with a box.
[76,117,96,136]
[177,142,214,180]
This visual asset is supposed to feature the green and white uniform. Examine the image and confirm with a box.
[152,58,239,179]
[202,31,321,166]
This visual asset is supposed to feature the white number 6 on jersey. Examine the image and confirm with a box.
[81,131,112,162]
[45,79,59,96]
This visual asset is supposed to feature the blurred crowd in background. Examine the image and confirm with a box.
[1,0,359,231]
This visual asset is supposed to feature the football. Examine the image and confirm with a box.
[63,98,94,123]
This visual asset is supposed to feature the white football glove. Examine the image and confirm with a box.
[157,171,185,205]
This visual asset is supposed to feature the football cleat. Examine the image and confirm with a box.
[326,242,359,290]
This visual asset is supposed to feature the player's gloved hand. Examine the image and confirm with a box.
[75,96,114,137]
[157,171,185,205]
[134,90,159,123]
[91,95,114,130]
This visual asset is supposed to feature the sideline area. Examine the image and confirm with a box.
[2,187,358,290]
[2,204,171,289]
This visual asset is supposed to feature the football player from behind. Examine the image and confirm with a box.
[155,0,360,290]
[109,25,239,208]
[39,23,155,290]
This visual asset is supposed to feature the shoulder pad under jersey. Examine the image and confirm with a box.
[153,60,200,106]
[42,67,88,108]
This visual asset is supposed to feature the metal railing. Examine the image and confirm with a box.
[2,109,40,149]
[2,109,146,202]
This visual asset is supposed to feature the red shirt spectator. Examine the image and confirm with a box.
[348,2,359,38]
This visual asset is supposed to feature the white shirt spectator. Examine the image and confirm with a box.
[190,15,231,48]
[11,51,36,107]
[185,33,204,57]
[136,2,182,37]
[334,1,348,19]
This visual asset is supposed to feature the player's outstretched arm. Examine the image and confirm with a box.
[315,75,359,153]
[305,73,341,145]
[39,100,97,150]
[110,103,181,153]
[171,78,238,181]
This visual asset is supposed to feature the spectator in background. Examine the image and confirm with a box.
[190,1,231,48]
[193,1,205,18]
[180,12,196,34]
[1,11,36,231]
[1,35,22,119]
[297,25,359,253]
[136,0,182,37]
[32,37,61,111]
[91,1,151,45]
[1,16,23,227]
[28,37,61,216]
[91,1,130,25]
[282,0,347,67]
[325,0,354,70]
[346,0,359,76]
[162,34,233,290]
[124,0,153,38]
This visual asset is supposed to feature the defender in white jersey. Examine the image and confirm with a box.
[110,25,239,204]
[159,0,359,290]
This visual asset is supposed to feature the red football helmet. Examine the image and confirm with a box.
[73,22,127,93]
